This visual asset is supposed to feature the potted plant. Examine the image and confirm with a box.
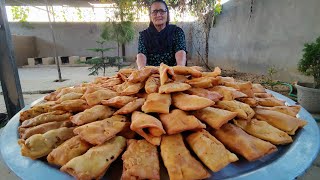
[296,36,320,113]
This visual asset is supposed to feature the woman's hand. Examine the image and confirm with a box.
[136,53,147,70]
[175,50,187,66]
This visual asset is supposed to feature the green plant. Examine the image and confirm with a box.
[263,65,279,90]
[85,40,114,76]
[298,36,320,89]
[11,6,33,29]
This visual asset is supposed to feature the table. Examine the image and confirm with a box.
[1,90,319,180]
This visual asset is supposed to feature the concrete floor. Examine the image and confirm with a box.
[0,66,319,179]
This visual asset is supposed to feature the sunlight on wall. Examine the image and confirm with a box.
[5,5,197,23]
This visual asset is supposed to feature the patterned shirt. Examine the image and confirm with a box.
[138,27,187,66]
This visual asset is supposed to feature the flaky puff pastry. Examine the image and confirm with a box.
[158,82,191,94]
[255,97,286,107]
[128,67,156,83]
[74,115,129,145]
[71,105,114,125]
[114,81,144,96]
[61,136,126,180]
[213,123,277,161]
[215,100,255,120]
[185,87,223,102]
[18,127,75,159]
[193,107,237,129]
[172,92,215,111]
[56,92,83,103]
[186,76,220,88]
[160,134,211,180]
[209,86,247,100]
[19,120,73,140]
[186,130,238,172]
[254,109,307,135]
[101,96,137,108]
[234,119,293,145]
[56,87,86,99]
[121,139,160,180]
[255,105,301,117]
[159,63,174,85]
[252,83,266,93]
[52,99,90,113]
[201,67,221,77]
[20,101,56,121]
[114,98,145,115]
[20,111,72,128]
[131,111,165,146]
[172,66,202,77]
[224,81,254,98]
[159,109,206,135]
[141,93,171,114]
[145,74,161,94]
[84,89,118,106]
[47,136,92,167]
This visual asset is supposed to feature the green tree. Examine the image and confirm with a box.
[100,0,135,59]
[11,6,33,29]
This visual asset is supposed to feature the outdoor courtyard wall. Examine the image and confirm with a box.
[208,0,320,82]
[9,22,193,65]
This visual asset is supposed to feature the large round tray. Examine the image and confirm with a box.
[1,90,319,180]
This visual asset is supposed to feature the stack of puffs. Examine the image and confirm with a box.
[18,63,307,180]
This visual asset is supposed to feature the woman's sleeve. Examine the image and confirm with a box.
[173,27,187,53]
[138,32,148,55]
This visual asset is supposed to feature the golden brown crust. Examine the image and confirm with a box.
[121,140,160,180]
[172,92,215,111]
[141,93,171,114]
[213,123,277,161]
[160,134,211,180]
[186,130,238,172]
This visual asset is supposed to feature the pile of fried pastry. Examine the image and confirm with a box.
[18,63,307,180]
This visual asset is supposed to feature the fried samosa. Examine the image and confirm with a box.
[185,87,223,102]
[255,97,286,107]
[215,100,255,120]
[234,119,293,145]
[172,92,214,111]
[121,139,160,180]
[145,74,161,94]
[141,93,171,114]
[254,109,307,135]
[209,86,247,100]
[255,105,301,117]
[18,127,75,159]
[159,63,174,85]
[71,105,114,125]
[114,98,145,115]
[172,66,202,77]
[20,111,72,128]
[56,92,83,103]
[101,96,137,108]
[193,107,237,129]
[158,82,191,94]
[19,120,73,140]
[52,99,89,113]
[186,130,238,172]
[159,109,206,135]
[47,136,92,167]
[73,115,129,145]
[131,111,165,146]
[20,101,56,121]
[161,134,211,180]
[61,136,126,180]
[213,123,277,161]
[84,89,118,106]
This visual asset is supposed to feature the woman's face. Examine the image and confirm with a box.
[150,2,168,27]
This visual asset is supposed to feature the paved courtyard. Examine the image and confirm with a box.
[0,66,319,179]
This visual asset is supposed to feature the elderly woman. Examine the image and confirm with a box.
[136,0,187,69]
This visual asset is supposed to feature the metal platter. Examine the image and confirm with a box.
[1,90,319,180]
